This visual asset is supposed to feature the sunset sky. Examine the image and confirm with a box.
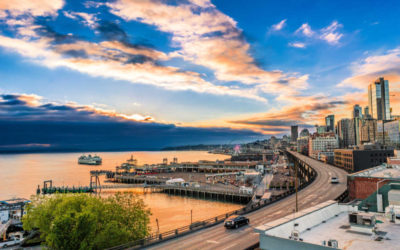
[1,0,400,150]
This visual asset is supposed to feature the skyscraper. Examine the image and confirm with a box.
[368,77,391,120]
[291,125,298,142]
[353,104,363,119]
[364,106,371,119]
[337,119,355,148]
[325,115,335,132]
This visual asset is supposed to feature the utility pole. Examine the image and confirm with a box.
[156,218,160,236]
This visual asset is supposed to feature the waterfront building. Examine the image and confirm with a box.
[308,133,338,160]
[353,104,363,119]
[291,125,298,142]
[334,144,394,172]
[325,115,335,132]
[368,77,391,120]
[0,198,29,223]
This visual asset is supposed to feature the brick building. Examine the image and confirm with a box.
[347,164,400,201]
[334,144,394,172]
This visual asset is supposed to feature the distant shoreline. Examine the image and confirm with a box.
[0,148,216,155]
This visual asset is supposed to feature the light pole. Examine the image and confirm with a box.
[376,179,388,212]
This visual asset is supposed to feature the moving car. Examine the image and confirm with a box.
[224,215,249,229]
[331,177,339,184]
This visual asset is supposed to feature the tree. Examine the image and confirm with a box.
[23,192,151,250]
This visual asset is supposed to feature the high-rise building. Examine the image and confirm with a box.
[325,115,335,132]
[353,104,363,119]
[337,119,355,148]
[316,125,327,134]
[368,77,391,120]
[377,120,400,148]
[360,118,377,144]
[291,125,298,142]
[349,117,362,146]
[364,106,371,119]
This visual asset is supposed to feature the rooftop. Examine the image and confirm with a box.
[255,201,400,250]
[300,211,400,250]
[0,198,29,205]
[350,163,400,179]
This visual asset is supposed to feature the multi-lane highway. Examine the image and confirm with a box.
[147,151,347,250]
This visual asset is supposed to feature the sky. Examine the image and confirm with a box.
[1,0,400,151]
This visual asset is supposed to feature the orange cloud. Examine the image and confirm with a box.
[0,0,63,17]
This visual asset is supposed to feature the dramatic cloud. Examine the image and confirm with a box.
[0,21,265,102]
[0,94,263,152]
[107,0,308,92]
[271,19,287,31]
[289,42,306,48]
[0,0,313,104]
[0,94,154,122]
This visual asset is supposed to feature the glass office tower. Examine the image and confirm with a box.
[368,77,391,120]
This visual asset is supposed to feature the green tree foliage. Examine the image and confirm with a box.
[22,192,151,250]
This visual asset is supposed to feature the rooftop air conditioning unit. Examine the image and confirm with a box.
[327,239,338,248]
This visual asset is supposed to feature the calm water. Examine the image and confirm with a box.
[0,151,241,232]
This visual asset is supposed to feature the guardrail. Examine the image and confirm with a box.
[107,159,317,250]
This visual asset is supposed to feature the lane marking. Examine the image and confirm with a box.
[206,240,219,244]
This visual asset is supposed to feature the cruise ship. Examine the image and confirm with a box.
[78,154,102,165]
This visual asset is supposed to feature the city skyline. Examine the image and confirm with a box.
[1,0,400,150]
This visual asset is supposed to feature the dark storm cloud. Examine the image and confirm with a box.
[97,21,128,42]
[34,24,77,44]
[0,94,263,152]
[125,54,154,64]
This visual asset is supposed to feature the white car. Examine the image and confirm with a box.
[0,238,21,248]
[330,177,339,184]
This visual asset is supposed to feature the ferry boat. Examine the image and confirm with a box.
[78,154,102,165]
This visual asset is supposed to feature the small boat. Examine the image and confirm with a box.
[78,154,102,165]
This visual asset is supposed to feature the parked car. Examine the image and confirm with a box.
[224,215,249,229]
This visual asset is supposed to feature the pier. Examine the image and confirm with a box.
[158,185,252,204]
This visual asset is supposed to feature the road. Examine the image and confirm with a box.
[147,151,347,250]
